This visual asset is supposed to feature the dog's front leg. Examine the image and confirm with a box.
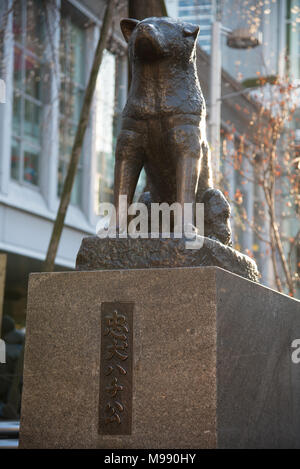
[114,129,144,233]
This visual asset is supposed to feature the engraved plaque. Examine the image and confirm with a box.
[99,302,134,435]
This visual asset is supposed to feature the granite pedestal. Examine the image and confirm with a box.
[19,267,300,448]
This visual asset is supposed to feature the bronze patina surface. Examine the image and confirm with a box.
[77,17,259,281]
[76,236,259,283]
[115,16,213,225]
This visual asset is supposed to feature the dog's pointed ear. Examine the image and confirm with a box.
[120,18,140,43]
[183,24,200,40]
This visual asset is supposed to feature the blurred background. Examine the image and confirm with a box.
[0,0,299,431]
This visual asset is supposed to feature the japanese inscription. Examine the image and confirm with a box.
[99,302,133,435]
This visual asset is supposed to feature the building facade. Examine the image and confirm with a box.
[1,1,299,325]
[0,0,299,421]
[166,0,300,296]
[221,0,300,297]
[0,0,128,327]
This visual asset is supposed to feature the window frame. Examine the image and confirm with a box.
[4,0,128,225]
[11,0,46,190]
[58,10,87,208]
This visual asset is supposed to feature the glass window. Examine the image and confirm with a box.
[11,0,45,187]
[95,51,116,208]
[26,1,46,56]
[24,146,39,185]
[58,15,86,206]
[179,0,211,7]
[11,138,21,180]
[199,38,211,46]
[287,0,300,80]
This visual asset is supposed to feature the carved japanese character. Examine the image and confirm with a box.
[104,310,129,341]
[104,364,127,376]
[105,401,124,425]
[106,376,124,397]
[106,338,128,361]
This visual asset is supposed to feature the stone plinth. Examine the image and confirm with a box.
[76,236,259,282]
[19,267,300,449]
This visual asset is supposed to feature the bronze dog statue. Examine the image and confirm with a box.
[77,17,259,280]
[114,16,213,232]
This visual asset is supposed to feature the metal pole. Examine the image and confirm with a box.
[209,19,222,184]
